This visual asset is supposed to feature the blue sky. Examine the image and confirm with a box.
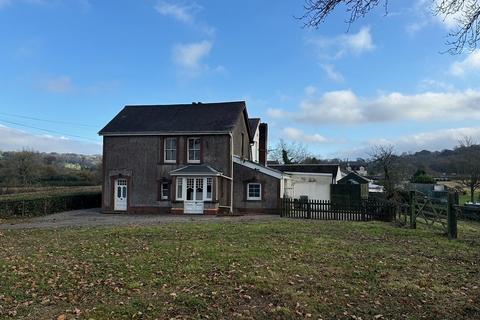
[1,0,479,158]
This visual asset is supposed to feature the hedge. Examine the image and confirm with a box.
[0,192,101,218]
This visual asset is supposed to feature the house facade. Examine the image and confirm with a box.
[99,101,281,214]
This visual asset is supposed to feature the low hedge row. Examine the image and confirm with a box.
[0,192,101,218]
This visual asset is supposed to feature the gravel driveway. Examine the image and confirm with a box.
[0,208,280,230]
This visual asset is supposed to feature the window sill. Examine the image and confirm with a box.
[246,199,262,202]
[163,160,177,164]
[172,200,218,203]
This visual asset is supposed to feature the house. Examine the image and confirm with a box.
[99,101,282,214]
[336,172,370,201]
[269,164,342,201]
[345,163,368,176]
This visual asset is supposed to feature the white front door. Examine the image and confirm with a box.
[114,179,128,211]
[184,177,204,214]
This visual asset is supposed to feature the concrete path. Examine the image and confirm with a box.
[0,208,280,230]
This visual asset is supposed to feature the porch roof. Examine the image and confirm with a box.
[169,165,222,176]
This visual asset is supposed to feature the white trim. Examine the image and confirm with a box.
[164,137,177,163]
[161,182,169,200]
[233,156,282,179]
[171,173,221,176]
[247,183,261,200]
[176,177,184,201]
[187,137,201,164]
[170,165,222,176]
[205,177,213,201]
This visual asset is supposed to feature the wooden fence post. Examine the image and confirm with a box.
[447,193,457,240]
[409,191,416,229]
[307,202,311,219]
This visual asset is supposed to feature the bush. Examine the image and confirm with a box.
[0,192,101,218]
[411,174,435,184]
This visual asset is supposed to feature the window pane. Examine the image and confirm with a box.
[206,178,212,200]
[117,186,121,198]
[165,138,177,161]
[162,183,169,199]
[177,178,183,199]
[188,138,201,162]
[187,178,194,200]
[122,186,127,198]
[248,184,260,199]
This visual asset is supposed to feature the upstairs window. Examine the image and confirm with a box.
[247,183,261,201]
[188,138,201,163]
[164,137,177,163]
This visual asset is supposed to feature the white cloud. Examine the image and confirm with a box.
[154,1,215,36]
[154,1,197,24]
[343,27,375,53]
[418,78,455,91]
[266,108,290,119]
[41,75,74,93]
[271,89,480,124]
[282,127,328,144]
[370,127,480,153]
[304,85,317,96]
[173,40,212,75]
[308,26,375,59]
[320,64,344,82]
[0,125,101,154]
[450,50,480,76]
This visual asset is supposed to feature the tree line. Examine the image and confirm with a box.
[270,138,480,202]
[0,150,102,188]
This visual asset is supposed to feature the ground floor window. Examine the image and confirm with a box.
[161,182,169,200]
[176,177,213,201]
[247,183,261,200]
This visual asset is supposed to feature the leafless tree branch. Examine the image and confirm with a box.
[301,0,480,54]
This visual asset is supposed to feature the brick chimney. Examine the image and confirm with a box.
[259,123,268,166]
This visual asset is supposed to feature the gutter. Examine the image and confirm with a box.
[229,132,234,214]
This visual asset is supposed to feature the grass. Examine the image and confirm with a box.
[0,220,479,319]
[459,192,480,204]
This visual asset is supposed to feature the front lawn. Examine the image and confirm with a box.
[0,220,479,319]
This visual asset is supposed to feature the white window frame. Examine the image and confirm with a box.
[164,137,177,163]
[187,137,201,164]
[176,177,184,200]
[205,177,212,201]
[175,177,214,201]
[247,183,261,201]
[161,182,169,200]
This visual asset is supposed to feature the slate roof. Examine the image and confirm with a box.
[248,118,260,138]
[338,172,370,184]
[170,165,222,176]
[99,101,249,135]
[269,164,340,179]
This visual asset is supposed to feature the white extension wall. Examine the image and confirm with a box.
[282,172,332,201]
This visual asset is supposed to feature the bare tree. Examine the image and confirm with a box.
[269,139,311,164]
[456,136,480,203]
[369,144,397,197]
[301,0,480,54]
[3,150,41,186]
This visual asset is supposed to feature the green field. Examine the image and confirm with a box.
[0,220,479,319]
[459,191,480,204]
